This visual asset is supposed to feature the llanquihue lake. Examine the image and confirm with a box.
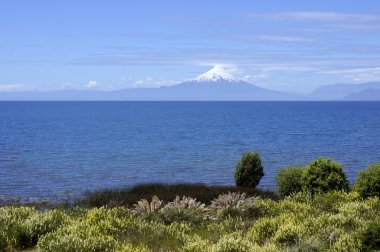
[1,101,380,201]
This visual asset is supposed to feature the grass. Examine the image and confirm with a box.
[77,183,279,208]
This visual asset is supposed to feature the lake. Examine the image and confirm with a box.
[0,101,379,201]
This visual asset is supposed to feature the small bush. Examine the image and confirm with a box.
[182,235,211,252]
[355,221,380,251]
[0,206,67,250]
[209,192,261,219]
[210,192,249,211]
[311,191,361,213]
[331,234,362,252]
[164,196,205,211]
[275,165,304,197]
[37,207,127,252]
[272,223,300,246]
[117,243,150,252]
[38,232,117,252]
[157,196,205,224]
[234,151,264,188]
[248,216,282,243]
[354,163,380,198]
[131,195,162,216]
[24,209,68,247]
[212,232,253,252]
[301,157,349,194]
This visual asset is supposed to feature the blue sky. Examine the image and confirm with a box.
[1,0,380,93]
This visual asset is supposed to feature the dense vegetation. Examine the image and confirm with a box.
[0,156,379,251]
[1,191,379,251]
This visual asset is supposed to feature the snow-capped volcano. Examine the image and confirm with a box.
[193,66,239,83]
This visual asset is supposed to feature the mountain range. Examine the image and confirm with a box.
[1,67,380,101]
[308,82,380,101]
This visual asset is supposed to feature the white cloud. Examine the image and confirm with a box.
[247,12,380,23]
[242,73,268,83]
[62,82,73,89]
[133,77,178,88]
[259,66,320,72]
[86,80,98,88]
[319,67,380,82]
[256,35,313,42]
[0,84,24,91]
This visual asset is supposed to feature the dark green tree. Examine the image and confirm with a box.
[354,163,380,198]
[275,165,304,197]
[234,151,264,188]
[301,157,349,194]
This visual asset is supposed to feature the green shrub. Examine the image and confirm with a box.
[272,222,300,246]
[311,191,361,213]
[0,206,34,249]
[24,209,68,247]
[355,221,380,251]
[182,235,211,252]
[276,199,313,219]
[301,157,349,194]
[38,232,117,252]
[117,243,150,252]
[291,238,326,252]
[37,207,129,252]
[354,163,380,198]
[204,218,251,243]
[275,165,304,197]
[0,206,67,249]
[234,151,264,188]
[248,216,282,243]
[157,206,205,225]
[212,232,253,252]
[331,234,362,252]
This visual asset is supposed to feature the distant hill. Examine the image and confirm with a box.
[0,81,299,101]
[309,82,380,100]
[343,88,380,101]
[0,67,299,101]
[1,67,380,101]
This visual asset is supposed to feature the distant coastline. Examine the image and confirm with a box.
[1,75,380,101]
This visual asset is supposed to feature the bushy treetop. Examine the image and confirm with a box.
[234,151,264,188]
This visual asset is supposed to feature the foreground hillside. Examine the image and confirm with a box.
[1,190,379,252]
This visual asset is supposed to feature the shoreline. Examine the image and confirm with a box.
[1,183,279,208]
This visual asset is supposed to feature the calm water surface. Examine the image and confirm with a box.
[0,102,379,201]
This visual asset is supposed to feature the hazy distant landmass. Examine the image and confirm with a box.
[343,88,380,101]
[1,68,380,101]
[0,81,298,101]
[309,82,380,101]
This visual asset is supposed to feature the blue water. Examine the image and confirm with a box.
[0,102,380,201]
